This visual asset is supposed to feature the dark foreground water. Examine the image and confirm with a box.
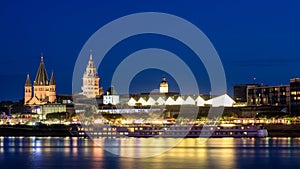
[1,137,300,169]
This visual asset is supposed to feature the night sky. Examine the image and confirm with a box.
[1,0,300,101]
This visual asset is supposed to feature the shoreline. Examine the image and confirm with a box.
[265,124,300,137]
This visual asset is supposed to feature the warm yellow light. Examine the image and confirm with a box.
[220,124,236,127]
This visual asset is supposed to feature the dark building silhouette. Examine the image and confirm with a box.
[290,78,300,113]
[247,85,290,107]
[234,78,300,113]
[234,84,258,103]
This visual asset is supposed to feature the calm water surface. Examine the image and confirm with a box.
[1,137,300,169]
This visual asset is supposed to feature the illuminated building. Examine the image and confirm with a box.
[103,86,120,105]
[234,84,258,103]
[24,56,56,105]
[247,85,290,107]
[159,77,168,93]
[81,52,103,98]
[235,78,300,113]
[40,104,67,119]
[290,78,300,113]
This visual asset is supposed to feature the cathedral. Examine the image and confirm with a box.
[24,56,56,105]
[81,52,103,98]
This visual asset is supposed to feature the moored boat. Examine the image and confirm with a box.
[0,123,268,138]
[84,124,268,138]
[120,124,268,138]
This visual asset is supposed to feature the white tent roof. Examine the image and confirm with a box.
[156,97,165,105]
[205,94,235,107]
[175,96,184,105]
[195,96,205,106]
[146,97,156,106]
[128,97,137,106]
[165,97,176,105]
[183,96,196,105]
[137,97,147,105]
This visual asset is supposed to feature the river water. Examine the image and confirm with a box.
[0,137,300,169]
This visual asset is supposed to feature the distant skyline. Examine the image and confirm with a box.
[1,1,300,101]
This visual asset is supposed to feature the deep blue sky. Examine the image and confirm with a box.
[1,0,300,101]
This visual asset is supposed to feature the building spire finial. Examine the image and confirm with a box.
[35,54,49,85]
[89,49,93,60]
[49,70,56,85]
[41,52,44,62]
[25,73,32,86]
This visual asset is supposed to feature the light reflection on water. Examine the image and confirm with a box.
[1,137,300,168]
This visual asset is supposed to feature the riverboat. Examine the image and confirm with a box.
[84,124,268,138]
[120,124,268,138]
[0,124,268,138]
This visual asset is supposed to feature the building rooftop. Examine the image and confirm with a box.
[34,56,49,86]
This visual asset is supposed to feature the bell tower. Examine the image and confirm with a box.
[160,77,168,93]
[81,52,102,98]
[48,71,56,103]
[24,74,32,104]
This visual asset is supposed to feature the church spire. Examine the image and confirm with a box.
[89,49,93,60]
[49,71,56,85]
[85,51,98,77]
[25,74,31,86]
[34,55,49,85]
[41,52,44,62]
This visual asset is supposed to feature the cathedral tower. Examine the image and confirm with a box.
[24,55,56,105]
[33,56,49,100]
[81,52,103,98]
[49,71,56,102]
[24,74,32,103]
[160,77,168,93]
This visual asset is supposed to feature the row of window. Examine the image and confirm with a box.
[291,91,300,95]
[291,97,300,101]
[26,89,55,92]
[34,88,55,91]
